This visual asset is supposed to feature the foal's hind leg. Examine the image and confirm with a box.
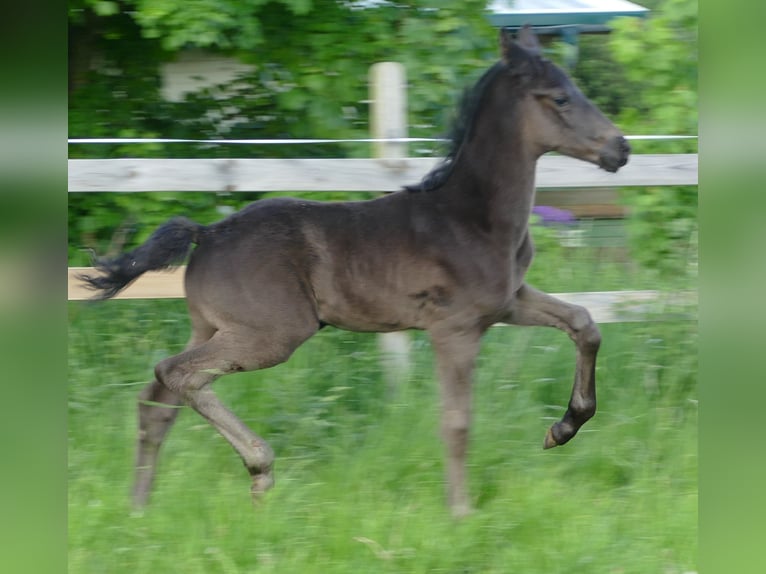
[154,327,313,500]
[133,379,184,508]
[133,331,214,508]
[503,284,601,449]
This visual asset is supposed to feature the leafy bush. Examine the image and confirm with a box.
[608,0,698,281]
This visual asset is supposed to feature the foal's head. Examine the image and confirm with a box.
[497,26,630,172]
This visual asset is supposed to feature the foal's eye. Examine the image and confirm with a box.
[553,95,570,107]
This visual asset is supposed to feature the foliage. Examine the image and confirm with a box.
[570,34,639,118]
[68,0,699,281]
[67,8,698,568]
[530,0,698,283]
[69,0,495,151]
[68,299,697,573]
[610,0,697,138]
[68,1,496,263]
[608,0,698,281]
[621,185,698,281]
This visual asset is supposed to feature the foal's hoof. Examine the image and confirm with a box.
[250,471,275,502]
[451,503,474,519]
[543,427,559,450]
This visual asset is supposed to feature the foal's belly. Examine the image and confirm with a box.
[313,270,519,333]
[314,284,442,332]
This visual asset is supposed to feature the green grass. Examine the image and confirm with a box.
[68,297,697,573]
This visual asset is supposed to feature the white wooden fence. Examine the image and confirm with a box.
[68,153,697,193]
[68,62,698,326]
[67,152,698,325]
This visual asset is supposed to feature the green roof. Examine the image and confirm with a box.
[487,0,649,31]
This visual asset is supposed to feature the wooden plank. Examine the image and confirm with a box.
[536,154,697,188]
[536,188,626,218]
[68,266,696,323]
[69,266,185,301]
[536,188,620,206]
[540,290,697,324]
[68,154,697,193]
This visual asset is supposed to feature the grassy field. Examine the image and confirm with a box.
[68,291,697,573]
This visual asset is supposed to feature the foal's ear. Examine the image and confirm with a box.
[517,24,541,54]
[499,26,537,69]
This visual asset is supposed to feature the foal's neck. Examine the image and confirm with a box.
[446,113,538,242]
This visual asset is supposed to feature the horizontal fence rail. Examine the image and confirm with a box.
[69,144,698,325]
[69,154,698,193]
[68,135,698,145]
[68,267,697,323]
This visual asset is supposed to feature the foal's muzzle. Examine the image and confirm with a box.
[599,136,631,173]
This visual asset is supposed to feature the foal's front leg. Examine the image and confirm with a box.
[504,284,601,449]
[430,328,483,517]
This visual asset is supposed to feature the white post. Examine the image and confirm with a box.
[370,62,408,164]
[369,62,412,390]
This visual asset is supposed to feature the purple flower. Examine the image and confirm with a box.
[532,205,575,226]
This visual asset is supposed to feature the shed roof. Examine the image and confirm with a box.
[487,0,649,32]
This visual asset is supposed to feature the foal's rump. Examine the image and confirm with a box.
[183,197,324,333]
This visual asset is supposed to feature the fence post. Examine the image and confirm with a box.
[370,62,408,163]
[369,62,412,391]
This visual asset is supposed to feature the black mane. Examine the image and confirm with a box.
[404,62,507,193]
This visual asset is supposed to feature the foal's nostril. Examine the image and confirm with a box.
[599,135,631,172]
[613,135,630,167]
[618,136,631,155]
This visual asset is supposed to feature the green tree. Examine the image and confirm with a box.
[610,0,697,140]
[69,0,698,281]
[608,0,698,282]
[68,1,496,264]
[541,0,696,283]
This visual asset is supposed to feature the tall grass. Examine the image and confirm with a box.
[69,224,695,572]
[68,293,696,573]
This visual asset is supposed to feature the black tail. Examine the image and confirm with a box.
[79,217,205,300]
